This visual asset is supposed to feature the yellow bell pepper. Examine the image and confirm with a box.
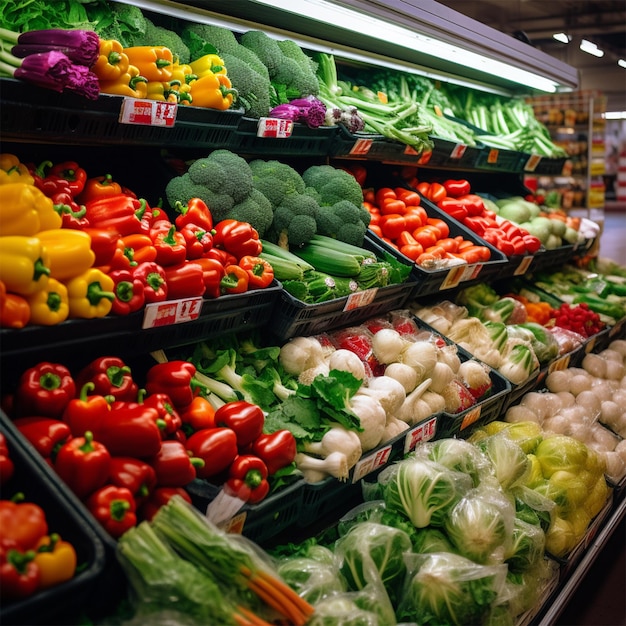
[92,39,130,82]
[146,80,178,103]
[167,80,193,105]
[99,64,149,99]
[124,46,174,82]
[0,236,50,295]
[0,182,62,235]
[26,277,69,325]
[37,229,95,281]
[189,73,237,110]
[189,53,226,78]
[0,153,34,186]
[34,533,77,589]
[66,267,115,319]
[169,62,197,85]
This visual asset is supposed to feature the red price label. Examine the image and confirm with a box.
[142,297,203,328]
[257,117,293,138]
[404,417,437,454]
[352,445,393,482]
[418,150,432,165]
[449,143,467,159]
[524,154,542,172]
[487,148,500,164]
[119,98,177,127]
[350,137,373,156]
[344,288,377,311]
[514,255,534,276]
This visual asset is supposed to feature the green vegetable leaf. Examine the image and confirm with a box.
[263,396,326,442]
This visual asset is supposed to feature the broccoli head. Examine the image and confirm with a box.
[249,159,306,208]
[165,172,235,217]
[181,23,239,59]
[267,192,319,248]
[240,30,283,76]
[302,165,364,207]
[275,41,320,97]
[91,3,147,47]
[220,51,271,119]
[224,188,274,238]
[187,150,253,204]
[316,200,368,246]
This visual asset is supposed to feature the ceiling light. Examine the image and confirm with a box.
[248,0,559,92]
[580,39,605,57]
[605,111,626,120]
[618,59,626,69]
[552,33,571,44]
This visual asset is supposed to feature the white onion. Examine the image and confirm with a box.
[505,404,543,424]
[590,379,616,402]
[521,392,554,420]
[575,390,602,418]
[598,349,623,364]
[604,359,625,381]
[556,391,576,408]
[545,370,571,393]
[567,420,592,443]
[543,414,570,435]
[608,339,626,357]
[590,423,619,450]
[600,401,621,427]
[604,451,626,481]
[569,373,593,396]
[582,353,607,378]
[614,439,626,463]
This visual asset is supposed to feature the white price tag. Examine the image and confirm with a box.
[142,297,203,328]
[449,143,468,159]
[119,98,177,127]
[344,288,377,311]
[440,264,466,290]
[257,117,293,138]
[352,444,393,482]
[404,417,437,454]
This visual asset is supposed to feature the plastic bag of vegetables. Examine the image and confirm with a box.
[378,456,473,529]
[334,521,412,609]
[396,551,507,626]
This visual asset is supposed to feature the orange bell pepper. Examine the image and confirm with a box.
[124,46,174,82]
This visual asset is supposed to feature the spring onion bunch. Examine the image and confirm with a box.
[0,27,100,99]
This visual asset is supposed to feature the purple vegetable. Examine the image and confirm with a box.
[13,29,100,67]
[12,50,75,92]
[269,103,301,122]
[269,96,327,129]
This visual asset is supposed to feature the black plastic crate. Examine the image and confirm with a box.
[475,145,526,173]
[522,154,567,176]
[525,245,576,274]
[329,125,425,162]
[1,78,243,148]
[297,477,364,529]
[422,135,483,170]
[185,478,305,546]
[0,414,115,626]
[228,117,338,157]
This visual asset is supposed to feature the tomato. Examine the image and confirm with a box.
[363,189,376,204]
[394,188,421,206]
[380,199,407,215]
[413,225,439,249]
[437,237,460,253]
[425,217,450,239]
[375,187,397,206]
[403,208,426,231]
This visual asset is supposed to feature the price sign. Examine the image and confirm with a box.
[417,150,432,165]
[460,405,482,431]
[514,255,534,275]
[403,144,420,156]
[257,117,294,138]
[449,143,468,159]
[119,98,177,127]
[440,264,466,290]
[524,154,542,172]
[142,297,203,328]
[404,416,437,454]
[349,137,373,156]
[344,288,377,311]
[487,148,500,164]
[352,444,393,482]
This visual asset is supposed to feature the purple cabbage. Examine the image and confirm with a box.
[269,95,327,129]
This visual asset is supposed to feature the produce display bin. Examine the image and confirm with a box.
[0,78,244,148]
[525,245,576,275]
[422,135,483,170]
[0,414,116,626]
[329,126,425,163]
[228,117,338,157]
[185,478,305,546]
[297,477,364,529]
[475,145,527,173]
[522,154,567,176]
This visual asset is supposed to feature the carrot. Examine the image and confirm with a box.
[247,576,306,625]
[236,604,275,626]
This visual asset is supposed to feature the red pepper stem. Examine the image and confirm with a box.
[80,431,97,453]
[34,160,53,178]
[243,469,264,488]
[163,225,177,245]
[110,498,131,521]
[115,280,135,303]
[107,365,132,388]
[79,382,96,401]
[38,372,61,391]
[7,549,36,574]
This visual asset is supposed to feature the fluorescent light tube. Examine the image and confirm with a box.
[553,33,571,43]
[618,59,626,69]
[605,111,626,120]
[580,39,604,57]
[250,0,559,92]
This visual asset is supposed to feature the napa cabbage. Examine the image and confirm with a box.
[475,432,531,491]
[505,517,546,573]
[421,438,492,487]
[534,435,588,478]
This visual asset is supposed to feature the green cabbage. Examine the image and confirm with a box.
[413,527,456,555]
[444,489,514,565]
[534,435,589,478]
[505,518,546,573]
[334,521,412,608]
[397,552,507,626]
[383,458,472,528]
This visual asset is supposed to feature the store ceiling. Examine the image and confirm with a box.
[434,0,626,112]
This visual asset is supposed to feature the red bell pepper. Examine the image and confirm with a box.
[109,268,146,316]
[145,361,199,410]
[221,264,249,295]
[149,440,204,487]
[53,189,90,230]
[251,430,297,475]
[179,396,216,436]
[224,454,270,504]
[0,433,13,485]
[76,173,122,204]
[457,194,485,216]
[143,392,183,437]
[151,225,187,267]
[54,431,111,499]
[180,223,214,260]
[84,194,149,237]
[416,181,447,203]
[108,457,157,506]
[163,261,206,300]
[133,261,168,303]
[214,401,264,449]
[212,219,262,258]
[205,247,238,267]
[13,417,72,466]
[185,427,238,479]
[193,257,225,299]
[62,382,111,439]
[14,362,76,419]
[75,357,138,403]
[138,486,191,522]
[437,197,469,222]
[86,485,136,538]
[174,198,214,232]
[0,540,41,601]
[83,228,120,267]
[95,406,163,458]
[522,234,542,254]
[0,497,48,551]
[48,160,87,196]
[238,256,274,289]
[442,179,471,198]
